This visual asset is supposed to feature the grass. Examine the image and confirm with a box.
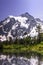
[2,42,43,55]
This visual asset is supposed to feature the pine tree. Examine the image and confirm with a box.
[37,24,41,43]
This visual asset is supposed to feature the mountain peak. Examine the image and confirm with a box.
[0,12,43,42]
[21,12,30,17]
[21,12,34,20]
[24,12,30,15]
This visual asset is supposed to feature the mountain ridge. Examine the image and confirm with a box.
[0,12,43,41]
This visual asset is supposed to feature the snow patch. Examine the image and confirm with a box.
[7,31,13,41]
[3,19,10,25]
[19,36,23,39]
[0,35,6,41]
[12,24,18,30]
[9,16,29,29]
[7,19,10,23]
[30,26,38,37]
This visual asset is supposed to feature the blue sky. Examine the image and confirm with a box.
[0,0,43,21]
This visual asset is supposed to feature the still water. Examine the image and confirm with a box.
[0,53,43,65]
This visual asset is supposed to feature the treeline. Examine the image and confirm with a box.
[0,32,43,51]
[0,24,43,45]
[0,33,43,45]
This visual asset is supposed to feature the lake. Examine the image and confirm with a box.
[0,52,43,65]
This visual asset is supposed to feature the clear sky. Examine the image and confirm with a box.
[0,0,43,21]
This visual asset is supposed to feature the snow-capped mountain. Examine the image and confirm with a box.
[0,12,43,41]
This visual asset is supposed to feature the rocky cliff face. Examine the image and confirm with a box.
[0,12,43,41]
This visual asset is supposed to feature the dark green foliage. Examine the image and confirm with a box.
[0,34,43,55]
[39,33,43,41]
[37,24,41,43]
[0,32,43,46]
[0,33,43,45]
[23,36,31,45]
[19,39,25,44]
